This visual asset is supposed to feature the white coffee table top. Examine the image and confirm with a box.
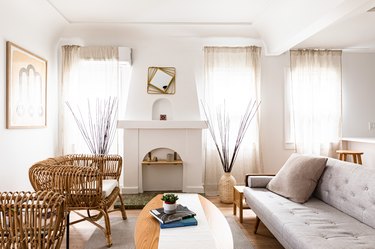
[134,193,233,249]
[158,194,216,249]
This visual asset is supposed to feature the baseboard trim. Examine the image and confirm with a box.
[122,186,139,194]
[184,185,204,193]
[122,186,204,194]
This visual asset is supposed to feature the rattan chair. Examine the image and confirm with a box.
[29,154,127,247]
[0,191,66,249]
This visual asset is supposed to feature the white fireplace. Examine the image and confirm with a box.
[118,120,207,193]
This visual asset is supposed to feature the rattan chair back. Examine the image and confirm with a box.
[0,191,66,249]
[30,164,102,209]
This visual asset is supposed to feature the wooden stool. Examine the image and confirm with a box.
[336,150,363,165]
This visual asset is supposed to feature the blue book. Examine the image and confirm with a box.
[160,217,198,229]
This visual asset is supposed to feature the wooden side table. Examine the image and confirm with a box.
[233,185,250,223]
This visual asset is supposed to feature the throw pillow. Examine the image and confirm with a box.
[266,153,327,203]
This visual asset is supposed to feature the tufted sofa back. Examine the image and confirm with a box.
[314,158,375,229]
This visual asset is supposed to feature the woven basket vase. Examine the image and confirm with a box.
[218,172,237,203]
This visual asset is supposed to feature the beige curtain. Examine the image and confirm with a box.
[290,49,342,157]
[203,46,262,195]
[59,45,121,155]
[59,45,80,155]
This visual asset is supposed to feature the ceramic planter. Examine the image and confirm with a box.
[163,202,177,214]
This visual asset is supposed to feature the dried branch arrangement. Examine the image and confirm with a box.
[202,99,261,173]
[66,97,118,155]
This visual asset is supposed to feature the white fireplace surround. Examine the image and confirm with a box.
[118,120,207,194]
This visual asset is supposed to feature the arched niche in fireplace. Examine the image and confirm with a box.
[141,147,183,192]
[152,98,173,120]
[142,147,182,165]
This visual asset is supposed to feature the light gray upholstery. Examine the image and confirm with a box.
[244,157,375,249]
[247,176,274,188]
[315,158,375,229]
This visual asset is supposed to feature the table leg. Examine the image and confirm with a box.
[233,188,237,215]
[66,212,70,249]
[358,155,363,165]
[239,193,243,223]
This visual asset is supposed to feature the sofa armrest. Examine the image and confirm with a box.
[245,174,275,188]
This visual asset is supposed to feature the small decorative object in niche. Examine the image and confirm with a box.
[6,41,47,128]
[160,114,167,120]
[146,152,152,161]
[167,153,174,162]
[148,67,176,94]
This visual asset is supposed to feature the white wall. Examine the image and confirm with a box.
[340,53,375,167]
[342,52,375,138]
[0,4,374,192]
[60,24,293,174]
[259,52,375,172]
[0,1,66,191]
[259,52,375,171]
[260,53,294,172]
[57,25,375,179]
[126,38,202,120]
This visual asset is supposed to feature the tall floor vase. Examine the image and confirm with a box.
[218,172,237,203]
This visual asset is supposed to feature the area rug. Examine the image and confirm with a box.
[115,192,161,209]
[84,216,253,249]
[116,191,200,209]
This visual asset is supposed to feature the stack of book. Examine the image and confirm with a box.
[150,204,197,229]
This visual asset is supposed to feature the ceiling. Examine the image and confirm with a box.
[48,0,375,55]
[48,0,273,24]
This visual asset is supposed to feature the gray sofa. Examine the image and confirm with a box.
[244,157,375,249]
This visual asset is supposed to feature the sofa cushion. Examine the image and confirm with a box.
[102,179,118,197]
[267,153,327,203]
[244,187,375,249]
[315,158,375,230]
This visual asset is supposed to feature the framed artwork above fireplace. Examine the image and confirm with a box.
[147,67,176,94]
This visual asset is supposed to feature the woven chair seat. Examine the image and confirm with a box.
[102,179,118,197]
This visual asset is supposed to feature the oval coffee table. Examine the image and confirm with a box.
[134,194,233,249]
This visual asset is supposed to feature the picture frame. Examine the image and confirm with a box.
[147,67,176,94]
[6,41,47,128]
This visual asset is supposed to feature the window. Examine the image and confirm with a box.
[60,46,132,155]
[203,46,261,193]
[285,50,342,156]
[284,67,295,149]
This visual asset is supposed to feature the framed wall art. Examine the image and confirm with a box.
[147,67,176,94]
[6,41,47,128]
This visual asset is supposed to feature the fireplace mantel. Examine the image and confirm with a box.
[117,120,207,129]
[118,119,207,194]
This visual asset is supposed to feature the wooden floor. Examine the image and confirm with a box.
[60,196,284,249]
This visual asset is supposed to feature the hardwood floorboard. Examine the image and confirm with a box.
[60,196,283,249]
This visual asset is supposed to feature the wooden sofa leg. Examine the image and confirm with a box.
[254,216,260,234]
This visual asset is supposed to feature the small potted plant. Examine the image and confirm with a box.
[161,193,179,214]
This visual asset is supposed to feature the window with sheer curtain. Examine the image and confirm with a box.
[59,46,131,155]
[203,46,262,194]
[286,50,342,157]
